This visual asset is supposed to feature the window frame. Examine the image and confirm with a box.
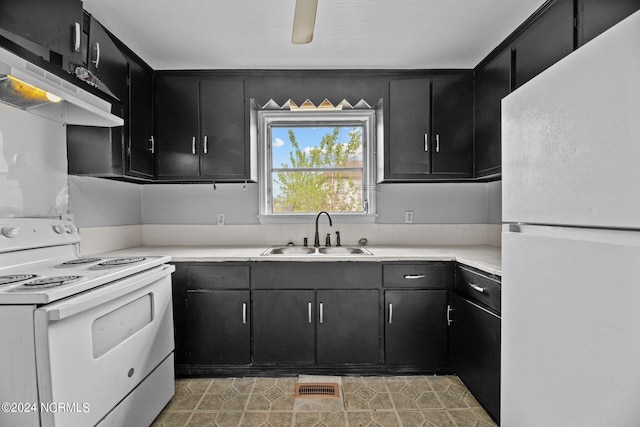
[257,109,378,223]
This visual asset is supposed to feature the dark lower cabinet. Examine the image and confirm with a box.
[316,289,380,364]
[186,290,250,365]
[253,290,315,364]
[253,289,380,365]
[385,290,448,367]
[449,292,501,423]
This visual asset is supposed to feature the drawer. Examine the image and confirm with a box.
[187,263,250,290]
[455,265,501,314]
[383,262,453,289]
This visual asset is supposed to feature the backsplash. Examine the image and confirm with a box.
[78,223,501,255]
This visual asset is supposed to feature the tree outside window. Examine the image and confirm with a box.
[271,126,363,213]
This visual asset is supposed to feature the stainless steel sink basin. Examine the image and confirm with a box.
[261,245,373,256]
[263,246,316,255]
[317,246,371,255]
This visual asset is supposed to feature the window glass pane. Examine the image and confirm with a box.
[271,126,363,169]
[272,170,363,213]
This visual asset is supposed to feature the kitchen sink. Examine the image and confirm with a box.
[263,246,316,255]
[261,245,373,256]
[317,246,371,255]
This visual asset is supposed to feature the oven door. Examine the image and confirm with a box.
[33,264,175,427]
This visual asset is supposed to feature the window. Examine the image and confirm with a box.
[257,109,378,222]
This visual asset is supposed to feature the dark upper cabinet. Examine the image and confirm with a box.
[387,74,473,181]
[389,78,431,176]
[87,15,128,101]
[200,79,247,179]
[512,0,574,89]
[0,0,83,69]
[127,59,154,178]
[577,0,640,46]
[474,49,511,177]
[154,76,247,180]
[67,53,153,180]
[431,75,473,175]
[154,78,200,177]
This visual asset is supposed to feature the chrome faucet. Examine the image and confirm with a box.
[314,211,333,247]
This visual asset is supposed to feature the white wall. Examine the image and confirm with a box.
[0,104,68,217]
[70,177,503,250]
[70,179,503,226]
[69,176,142,227]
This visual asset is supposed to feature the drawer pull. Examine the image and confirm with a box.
[404,274,426,280]
[469,283,486,293]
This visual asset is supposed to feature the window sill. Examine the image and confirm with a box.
[258,213,378,225]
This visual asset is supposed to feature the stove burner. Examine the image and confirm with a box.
[0,274,38,286]
[57,257,102,267]
[93,257,146,268]
[21,275,84,289]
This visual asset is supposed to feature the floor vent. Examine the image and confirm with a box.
[294,383,339,399]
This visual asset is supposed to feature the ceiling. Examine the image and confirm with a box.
[82,0,547,71]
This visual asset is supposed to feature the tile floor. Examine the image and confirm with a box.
[151,375,498,427]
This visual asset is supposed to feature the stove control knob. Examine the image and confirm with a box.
[52,225,65,234]
[64,224,75,234]
[1,227,19,238]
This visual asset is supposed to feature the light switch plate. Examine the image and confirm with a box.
[217,213,225,226]
[405,211,414,223]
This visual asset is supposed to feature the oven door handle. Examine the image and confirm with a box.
[45,264,175,321]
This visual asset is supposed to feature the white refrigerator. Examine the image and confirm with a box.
[501,10,640,427]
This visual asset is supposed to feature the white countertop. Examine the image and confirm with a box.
[98,245,502,276]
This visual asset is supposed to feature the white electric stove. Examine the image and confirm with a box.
[0,217,175,427]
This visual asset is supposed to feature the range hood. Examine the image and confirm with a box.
[0,47,123,127]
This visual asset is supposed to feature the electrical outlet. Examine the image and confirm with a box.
[405,210,414,224]
[217,213,225,226]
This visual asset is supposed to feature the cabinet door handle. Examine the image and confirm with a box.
[308,302,312,323]
[319,302,324,324]
[469,283,486,293]
[149,136,155,153]
[203,135,208,154]
[447,304,453,326]
[191,137,196,155]
[93,42,101,68]
[435,134,440,152]
[73,22,81,52]
[388,303,393,324]
[242,302,247,324]
[424,134,429,152]
[404,274,426,280]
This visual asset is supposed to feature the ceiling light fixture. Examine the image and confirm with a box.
[292,0,318,44]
